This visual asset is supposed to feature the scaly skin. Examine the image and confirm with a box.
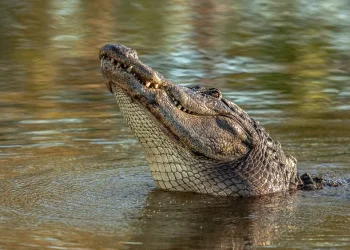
[99,44,299,196]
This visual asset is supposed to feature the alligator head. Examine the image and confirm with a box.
[99,44,298,196]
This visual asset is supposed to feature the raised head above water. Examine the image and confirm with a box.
[99,44,299,196]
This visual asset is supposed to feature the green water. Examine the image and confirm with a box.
[0,0,349,249]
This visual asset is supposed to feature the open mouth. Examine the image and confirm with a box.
[100,53,196,115]
[100,54,161,89]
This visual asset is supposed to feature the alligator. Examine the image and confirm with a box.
[99,44,337,196]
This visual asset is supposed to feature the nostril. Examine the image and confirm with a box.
[127,49,138,59]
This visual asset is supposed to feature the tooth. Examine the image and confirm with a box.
[183,108,187,112]
[154,84,159,88]
[177,105,182,109]
[145,82,151,87]
[174,101,179,105]
[116,62,121,68]
[100,60,103,67]
[127,66,133,72]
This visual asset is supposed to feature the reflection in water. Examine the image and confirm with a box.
[131,190,298,249]
[0,0,349,249]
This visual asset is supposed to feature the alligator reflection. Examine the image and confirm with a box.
[129,190,298,249]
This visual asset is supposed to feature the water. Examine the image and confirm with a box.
[0,0,349,249]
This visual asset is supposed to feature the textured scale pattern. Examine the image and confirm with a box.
[115,87,298,196]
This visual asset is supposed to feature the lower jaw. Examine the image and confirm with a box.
[105,81,113,93]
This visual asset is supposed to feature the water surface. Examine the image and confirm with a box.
[0,0,349,249]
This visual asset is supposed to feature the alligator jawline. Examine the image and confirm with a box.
[101,55,197,115]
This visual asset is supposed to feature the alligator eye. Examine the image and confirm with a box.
[207,88,222,99]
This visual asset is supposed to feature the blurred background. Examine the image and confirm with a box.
[0,0,349,249]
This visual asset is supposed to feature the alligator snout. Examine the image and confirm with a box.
[99,44,138,60]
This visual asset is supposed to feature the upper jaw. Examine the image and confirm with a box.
[101,59,232,117]
[99,44,237,117]
[99,44,165,90]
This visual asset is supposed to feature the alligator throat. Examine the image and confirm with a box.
[99,44,299,196]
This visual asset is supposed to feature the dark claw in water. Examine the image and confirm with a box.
[297,173,324,190]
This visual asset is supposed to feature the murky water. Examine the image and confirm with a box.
[0,0,349,249]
